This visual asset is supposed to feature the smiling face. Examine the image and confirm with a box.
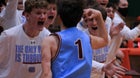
[106,7,115,19]
[24,8,48,31]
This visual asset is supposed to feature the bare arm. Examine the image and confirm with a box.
[40,36,58,78]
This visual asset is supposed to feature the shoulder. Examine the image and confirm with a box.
[105,16,112,24]
[2,24,22,36]
[41,28,51,36]
[105,16,112,28]
[113,12,123,23]
[42,34,59,46]
[42,34,59,55]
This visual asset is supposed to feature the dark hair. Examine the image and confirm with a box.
[0,0,6,6]
[87,0,107,21]
[93,5,107,21]
[107,2,117,10]
[109,0,120,9]
[24,0,48,13]
[56,0,87,28]
[94,5,107,21]
[87,0,100,8]
[47,0,56,4]
[0,26,4,35]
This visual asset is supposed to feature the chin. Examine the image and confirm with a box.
[48,19,54,24]
[38,26,44,31]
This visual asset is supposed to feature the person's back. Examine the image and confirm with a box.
[52,0,92,78]
[40,0,117,77]
[52,27,92,78]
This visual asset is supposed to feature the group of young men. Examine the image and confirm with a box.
[0,0,140,78]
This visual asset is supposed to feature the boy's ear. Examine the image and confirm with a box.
[23,12,30,21]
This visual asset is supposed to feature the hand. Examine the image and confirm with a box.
[110,22,124,37]
[83,8,103,24]
[102,59,128,78]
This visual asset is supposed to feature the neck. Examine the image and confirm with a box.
[23,24,39,38]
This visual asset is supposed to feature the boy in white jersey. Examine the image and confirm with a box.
[0,0,50,78]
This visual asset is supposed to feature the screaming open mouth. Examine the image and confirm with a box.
[92,26,98,30]
[37,21,44,25]
[48,16,54,19]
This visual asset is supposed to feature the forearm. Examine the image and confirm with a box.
[40,60,52,78]
[98,14,108,46]
[40,70,52,78]
[4,0,18,19]
[40,42,52,78]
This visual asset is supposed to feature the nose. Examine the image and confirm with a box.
[93,19,97,26]
[40,13,47,20]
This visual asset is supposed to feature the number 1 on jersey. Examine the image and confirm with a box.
[75,39,83,59]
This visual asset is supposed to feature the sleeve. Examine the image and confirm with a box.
[120,25,140,40]
[0,32,10,72]
[92,60,104,73]
[4,0,18,18]
[2,0,19,29]
[113,12,140,40]
[105,16,112,34]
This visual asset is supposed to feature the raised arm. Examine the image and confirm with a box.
[83,8,108,49]
[1,0,21,29]
[4,0,18,18]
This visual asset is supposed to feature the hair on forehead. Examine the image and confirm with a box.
[47,0,56,4]
[24,0,48,13]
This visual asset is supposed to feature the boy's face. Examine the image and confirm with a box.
[17,0,24,10]
[24,8,48,31]
[85,18,98,36]
[45,4,57,27]
[106,7,115,19]
[0,4,5,13]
